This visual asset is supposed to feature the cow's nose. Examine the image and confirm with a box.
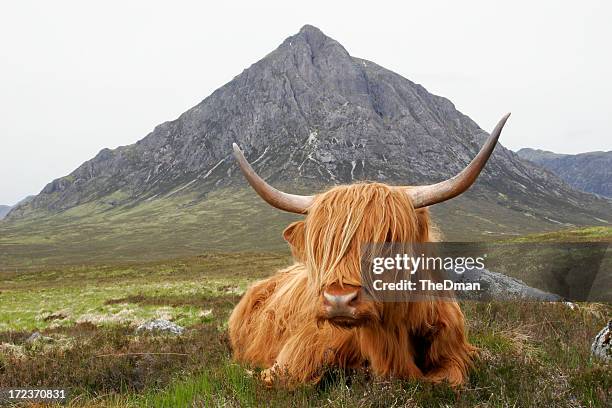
[322,290,359,316]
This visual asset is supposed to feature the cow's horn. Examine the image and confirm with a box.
[232,143,315,214]
[405,113,511,208]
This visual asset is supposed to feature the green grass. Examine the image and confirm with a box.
[0,253,289,332]
[0,252,610,407]
[504,226,612,242]
[488,226,612,302]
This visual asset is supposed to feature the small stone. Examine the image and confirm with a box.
[26,332,54,343]
[591,320,611,362]
[136,319,184,335]
[563,301,577,310]
[26,332,42,342]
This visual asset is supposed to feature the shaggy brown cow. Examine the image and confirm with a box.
[228,113,510,386]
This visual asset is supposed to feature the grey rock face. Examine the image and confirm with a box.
[7,25,611,226]
[517,148,612,198]
[136,319,184,335]
[591,320,611,362]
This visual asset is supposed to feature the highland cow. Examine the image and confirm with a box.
[228,113,510,386]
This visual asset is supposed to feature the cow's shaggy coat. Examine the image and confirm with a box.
[229,183,476,386]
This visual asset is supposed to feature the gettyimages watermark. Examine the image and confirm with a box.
[360,242,610,302]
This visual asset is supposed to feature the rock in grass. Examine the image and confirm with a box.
[452,268,563,301]
[591,320,611,362]
[26,331,54,343]
[136,319,184,335]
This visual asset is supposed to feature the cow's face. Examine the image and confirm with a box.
[283,183,432,328]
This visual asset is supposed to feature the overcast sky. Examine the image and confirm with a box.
[1,1,610,205]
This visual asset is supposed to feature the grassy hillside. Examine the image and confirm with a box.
[504,226,612,242]
[0,253,609,407]
[3,186,607,271]
[487,227,612,302]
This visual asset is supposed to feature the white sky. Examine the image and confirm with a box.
[1,0,610,205]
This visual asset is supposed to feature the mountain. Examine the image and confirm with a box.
[0,196,34,220]
[0,205,10,220]
[517,148,612,197]
[2,25,610,267]
[1,195,34,220]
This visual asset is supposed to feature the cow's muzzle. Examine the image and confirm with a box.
[317,284,365,328]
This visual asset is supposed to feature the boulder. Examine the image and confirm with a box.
[135,319,184,335]
[452,268,563,301]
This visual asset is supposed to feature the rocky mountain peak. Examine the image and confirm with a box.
[283,24,348,60]
[6,25,610,230]
[295,24,334,47]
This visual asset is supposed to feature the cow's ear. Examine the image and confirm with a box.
[415,208,432,241]
[283,221,306,260]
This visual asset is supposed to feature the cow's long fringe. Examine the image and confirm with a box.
[304,183,424,290]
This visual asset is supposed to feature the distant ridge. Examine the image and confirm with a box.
[0,205,10,220]
[517,148,612,198]
[0,196,34,220]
